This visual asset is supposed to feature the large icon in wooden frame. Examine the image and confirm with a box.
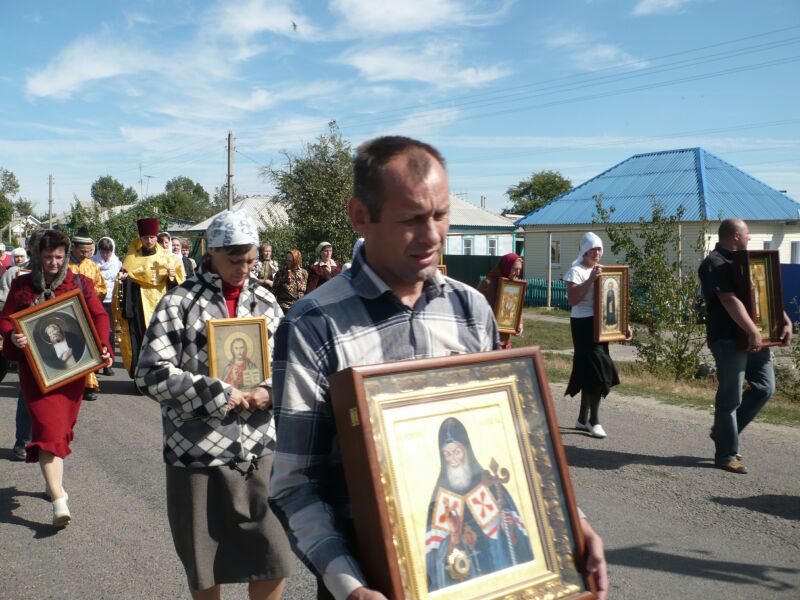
[329,347,595,599]
[10,288,106,393]
[732,250,784,347]
[593,266,630,343]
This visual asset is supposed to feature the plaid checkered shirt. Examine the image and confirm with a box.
[135,271,283,468]
[269,249,499,600]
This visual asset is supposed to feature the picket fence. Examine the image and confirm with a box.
[524,278,570,310]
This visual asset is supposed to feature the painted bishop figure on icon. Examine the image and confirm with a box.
[425,417,534,592]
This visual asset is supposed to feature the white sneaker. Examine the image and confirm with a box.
[575,420,591,432]
[52,497,71,528]
[589,424,607,439]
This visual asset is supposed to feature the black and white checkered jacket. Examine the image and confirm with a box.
[135,271,283,468]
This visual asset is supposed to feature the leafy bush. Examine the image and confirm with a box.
[594,196,708,380]
[776,299,800,403]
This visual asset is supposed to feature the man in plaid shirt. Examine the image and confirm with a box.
[269,136,608,600]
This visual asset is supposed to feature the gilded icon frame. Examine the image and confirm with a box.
[207,317,270,389]
[329,347,595,600]
[10,288,106,393]
[732,250,784,347]
[494,278,527,334]
[593,266,630,343]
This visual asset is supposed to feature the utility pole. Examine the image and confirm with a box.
[139,163,144,200]
[227,131,234,210]
[144,175,155,200]
[48,174,54,228]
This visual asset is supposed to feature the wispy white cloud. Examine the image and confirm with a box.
[209,0,317,41]
[25,36,152,99]
[571,43,648,71]
[386,108,463,137]
[338,41,510,87]
[543,28,648,71]
[631,0,693,17]
[124,12,154,29]
[330,0,513,35]
[244,116,336,152]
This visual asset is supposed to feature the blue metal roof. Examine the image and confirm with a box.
[515,148,800,226]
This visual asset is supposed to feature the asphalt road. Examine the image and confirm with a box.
[1,359,798,599]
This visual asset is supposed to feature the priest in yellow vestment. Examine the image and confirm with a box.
[113,218,185,377]
[69,228,107,400]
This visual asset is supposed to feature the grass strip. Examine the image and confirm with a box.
[537,352,800,427]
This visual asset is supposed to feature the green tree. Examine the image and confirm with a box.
[13,198,36,217]
[0,168,20,229]
[212,184,244,212]
[505,170,572,215]
[151,176,215,222]
[90,175,138,208]
[258,200,298,259]
[260,122,357,265]
[594,196,708,380]
[68,194,168,259]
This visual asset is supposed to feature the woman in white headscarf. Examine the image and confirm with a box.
[93,236,122,375]
[563,232,632,439]
[135,210,293,600]
[306,241,340,293]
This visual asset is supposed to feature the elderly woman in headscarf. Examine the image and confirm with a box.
[0,230,112,528]
[272,248,308,312]
[478,252,525,349]
[306,241,341,293]
[564,232,632,439]
[135,210,293,600]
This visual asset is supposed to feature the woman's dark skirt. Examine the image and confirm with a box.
[165,454,294,591]
[565,316,620,398]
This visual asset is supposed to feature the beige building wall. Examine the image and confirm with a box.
[522,221,800,280]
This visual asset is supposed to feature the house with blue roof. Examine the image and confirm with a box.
[515,147,800,279]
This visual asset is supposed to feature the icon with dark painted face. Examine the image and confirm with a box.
[35,315,86,372]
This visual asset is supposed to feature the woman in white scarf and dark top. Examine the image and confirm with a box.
[563,232,632,439]
[306,241,341,293]
[92,236,122,375]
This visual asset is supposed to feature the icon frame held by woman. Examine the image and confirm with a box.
[207,316,271,389]
[593,266,630,343]
[494,277,527,334]
[11,288,106,393]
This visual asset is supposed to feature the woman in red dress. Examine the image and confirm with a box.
[0,230,112,528]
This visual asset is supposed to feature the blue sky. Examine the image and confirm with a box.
[1,0,798,218]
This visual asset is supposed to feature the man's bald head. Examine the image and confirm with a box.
[718,218,746,241]
[718,218,750,251]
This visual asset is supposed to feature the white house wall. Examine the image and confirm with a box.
[446,232,514,256]
[522,221,800,280]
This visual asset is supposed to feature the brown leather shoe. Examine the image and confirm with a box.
[715,458,748,474]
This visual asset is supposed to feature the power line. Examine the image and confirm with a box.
[330,36,800,133]
[446,119,800,166]
[225,28,800,142]
[353,55,800,135]
[234,149,266,166]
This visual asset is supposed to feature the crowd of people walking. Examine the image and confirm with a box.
[4,134,796,600]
